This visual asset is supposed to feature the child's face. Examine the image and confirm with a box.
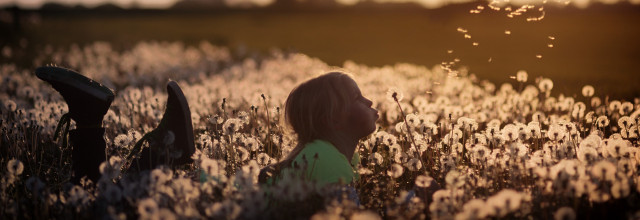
[341,78,379,139]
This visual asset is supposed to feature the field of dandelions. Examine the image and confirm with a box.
[1,41,640,219]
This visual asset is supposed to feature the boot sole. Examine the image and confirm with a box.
[35,66,114,103]
[167,81,195,160]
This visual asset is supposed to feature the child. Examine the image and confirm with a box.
[259,71,379,195]
[35,66,195,184]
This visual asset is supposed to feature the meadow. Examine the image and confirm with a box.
[2,1,640,219]
[1,40,640,219]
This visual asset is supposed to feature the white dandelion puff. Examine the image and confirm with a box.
[516,70,528,83]
[538,78,554,93]
[387,163,404,178]
[582,85,595,97]
[7,158,24,175]
[387,87,404,102]
[138,198,159,218]
[415,175,434,188]
[596,116,610,128]
[554,207,576,220]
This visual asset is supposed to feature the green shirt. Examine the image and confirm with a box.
[201,140,360,187]
[287,139,360,186]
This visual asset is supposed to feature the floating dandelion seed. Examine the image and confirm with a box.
[488,1,501,11]
[527,11,545,21]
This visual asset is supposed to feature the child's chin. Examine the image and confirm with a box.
[366,124,376,134]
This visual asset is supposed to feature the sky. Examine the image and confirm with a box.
[0,0,638,9]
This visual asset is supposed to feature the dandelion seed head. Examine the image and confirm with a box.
[554,207,576,220]
[237,146,250,162]
[387,87,403,102]
[256,153,272,166]
[415,175,433,188]
[3,99,17,112]
[7,158,24,175]
[387,163,404,178]
[596,116,610,128]
[370,152,384,165]
[223,118,243,135]
[350,211,381,220]
[516,70,528,82]
[138,198,159,218]
[591,160,616,181]
[102,183,122,203]
[445,170,465,188]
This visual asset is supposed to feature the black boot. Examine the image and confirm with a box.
[36,66,114,184]
[129,81,195,170]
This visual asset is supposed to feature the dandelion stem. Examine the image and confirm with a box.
[393,96,427,173]
[262,94,272,157]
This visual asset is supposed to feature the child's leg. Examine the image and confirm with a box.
[35,66,114,184]
[69,128,106,183]
[37,66,196,179]
[130,81,195,170]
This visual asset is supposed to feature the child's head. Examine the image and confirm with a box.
[285,71,378,144]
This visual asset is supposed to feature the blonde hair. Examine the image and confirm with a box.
[286,71,354,144]
[260,71,355,182]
